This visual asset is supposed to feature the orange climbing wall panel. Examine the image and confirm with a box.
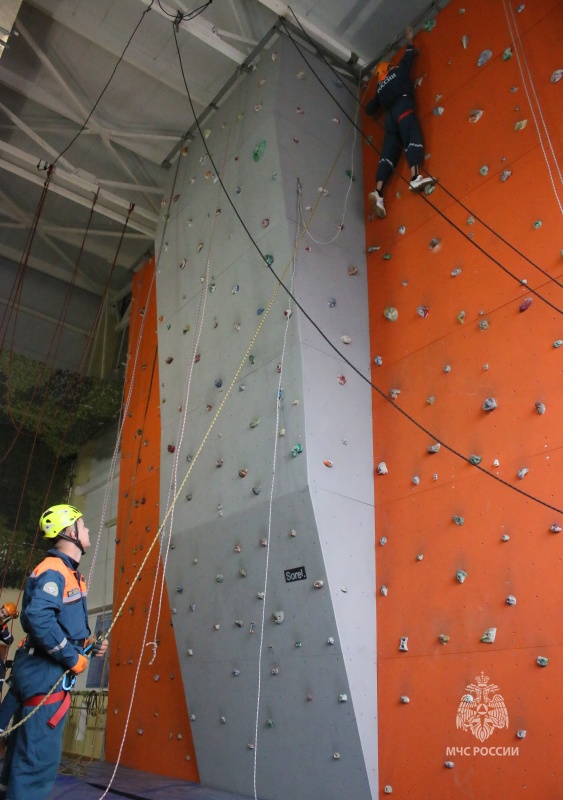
[105,259,199,782]
[363,0,562,797]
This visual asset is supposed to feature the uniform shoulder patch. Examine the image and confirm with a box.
[43,581,59,597]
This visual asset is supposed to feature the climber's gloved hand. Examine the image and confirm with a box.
[72,654,89,675]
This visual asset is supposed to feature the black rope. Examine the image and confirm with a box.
[171,26,562,515]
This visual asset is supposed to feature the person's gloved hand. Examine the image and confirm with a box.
[72,654,89,674]
[91,638,108,657]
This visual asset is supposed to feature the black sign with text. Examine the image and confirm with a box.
[284,565,307,583]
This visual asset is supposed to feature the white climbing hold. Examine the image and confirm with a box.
[481,628,496,643]
[376,462,388,475]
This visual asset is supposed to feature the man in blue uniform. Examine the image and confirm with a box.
[366,25,435,218]
[0,504,108,800]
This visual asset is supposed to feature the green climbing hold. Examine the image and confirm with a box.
[264,254,274,266]
[424,18,436,31]
[452,516,465,526]
[345,169,356,181]
[383,253,392,261]
[502,47,513,61]
[553,340,563,348]
[290,444,303,457]
[253,140,266,162]
[533,220,542,229]
[469,455,482,465]
[424,183,435,195]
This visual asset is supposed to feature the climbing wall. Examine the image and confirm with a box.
[363,0,563,797]
[155,36,376,800]
[106,259,199,782]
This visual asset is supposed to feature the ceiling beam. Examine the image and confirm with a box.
[252,1,366,66]
[138,0,247,62]
[0,242,107,296]
[0,295,91,336]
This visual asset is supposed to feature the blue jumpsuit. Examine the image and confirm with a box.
[365,45,425,185]
[2,550,90,800]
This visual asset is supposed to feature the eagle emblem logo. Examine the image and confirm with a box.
[456,673,509,742]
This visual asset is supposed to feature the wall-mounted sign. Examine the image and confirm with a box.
[284,565,307,583]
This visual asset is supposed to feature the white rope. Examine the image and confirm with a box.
[299,77,361,245]
[252,186,299,800]
[502,0,563,214]
[148,79,243,665]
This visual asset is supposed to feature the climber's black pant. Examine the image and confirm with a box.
[375,95,424,186]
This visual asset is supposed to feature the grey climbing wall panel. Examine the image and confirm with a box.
[155,35,376,800]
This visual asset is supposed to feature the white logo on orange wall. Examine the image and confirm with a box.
[456,673,509,742]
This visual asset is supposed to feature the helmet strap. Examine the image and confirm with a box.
[57,522,85,556]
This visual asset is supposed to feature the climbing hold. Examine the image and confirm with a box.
[213,624,220,630]
[443,364,451,373]
[253,141,266,161]
[249,355,256,364]
[256,592,265,599]
[433,106,444,115]
[389,389,401,400]
[376,462,388,475]
[215,378,222,389]
[502,47,513,61]
[483,397,497,412]
[477,49,493,67]
[481,628,497,643]
[238,468,248,478]
[479,165,489,176]
[456,570,467,583]
[424,17,436,31]
[295,641,302,648]
[519,298,533,311]
[235,620,244,628]
[250,418,261,429]
[165,356,173,364]
[239,568,247,578]
[284,308,292,319]
[412,476,420,485]
[383,307,398,322]
[438,634,450,644]
[323,460,334,468]
[532,220,542,229]
[550,524,561,533]
[289,529,297,537]
[338,694,348,703]
[424,183,435,195]
[379,537,387,546]
[506,595,517,606]
[461,35,469,49]
[469,454,482,465]
[457,311,466,323]
[380,585,388,596]
[216,575,223,583]
[500,170,512,182]
[551,70,563,84]
[554,340,563,348]
[428,443,441,454]
[444,762,455,769]
[384,788,393,795]
[187,649,194,656]
[400,696,410,704]
[313,580,324,589]
[327,637,335,645]
[537,656,548,667]
[417,305,430,318]
[501,534,510,542]
[374,356,383,366]
[429,238,441,251]
[290,444,303,458]
[427,396,435,405]
[516,730,526,739]
[190,604,196,612]
[479,320,489,330]
[253,486,261,496]
[416,554,424,561]
[337,375,346,386]
[348,265,358,276]
[514,119,527,132]
[453,516,464,526]
[469,109,484,123]
[517,467,529,480]
[399,637,408,652]
[167,445,175,453]
[333,753,341,760]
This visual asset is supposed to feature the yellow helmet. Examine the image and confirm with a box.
[375,61,391,81]
[39,504,83,539]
